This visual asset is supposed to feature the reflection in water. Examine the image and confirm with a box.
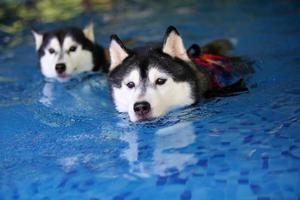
[39,81,54,106]
[154,122,197,175]
[39,74,109,107]
[1,0,300,198]
[34,75,112,127]
[120,122,196,177]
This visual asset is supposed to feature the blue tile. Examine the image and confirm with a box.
[1,2,300,200]
[211,154,225,159]
[113,192,131,200]
[12,188,19,200]
[250,184,261,194]
[215,179,227,185]
[180,190,192,200]
[170,177,188,185]
[197,159,208,167]
[30,182,39,194]
[84,179,95,187]
[156,176,167,186]
[257,197,270,200]
[243,135,254,144]
[221,141,231,146]
[238,179,249,185]
[57,177,69,188]
[262,157,269,169]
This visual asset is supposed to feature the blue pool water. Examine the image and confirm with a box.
[1,1,300,199]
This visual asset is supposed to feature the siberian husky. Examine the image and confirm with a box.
[108,26,253,122]
[32,23,108,81]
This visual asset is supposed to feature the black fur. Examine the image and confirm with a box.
[109,26,254,103]
[35,27,108,72]
[108,34,207,102]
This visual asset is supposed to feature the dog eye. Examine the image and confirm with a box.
[48,48,55,54]
[155,78,167,85]
[69,46,77,52]
[126,82,135,89]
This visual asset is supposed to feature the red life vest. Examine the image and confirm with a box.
[191,54,233,89]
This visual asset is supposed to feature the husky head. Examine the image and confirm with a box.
[108,26,200,122]
[32,23,106,81]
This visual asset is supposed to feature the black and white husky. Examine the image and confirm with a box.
[108,26,253,122]
[32,23,108,81]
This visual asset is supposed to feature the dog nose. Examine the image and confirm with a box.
[134,101,151,116]
[55,63,66,74]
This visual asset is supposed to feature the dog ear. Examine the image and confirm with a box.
[162,26,190,61]
[83,22,95,43]
[32,30,43,50]
[109,34,129,71]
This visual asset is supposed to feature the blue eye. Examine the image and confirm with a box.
[126,82,135,89]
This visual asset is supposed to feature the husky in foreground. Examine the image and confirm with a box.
[32,23,108,81]
[108,26,254,122]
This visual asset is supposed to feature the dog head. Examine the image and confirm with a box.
[108,26,198,122]
[32,23,100,81]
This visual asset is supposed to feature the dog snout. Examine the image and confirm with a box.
[55,63,66,74]
[134,101,151,116]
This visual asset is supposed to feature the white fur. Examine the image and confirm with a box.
[112,67,194,122]
[162,31,190,62]
[109,39,128,71]
[63,37,94,74]
[83,23,95,42]
[40,36,94,80]
[144,68,194,118]
[40,37,60,78]
[113,69,140,112]
[32,31,43,50]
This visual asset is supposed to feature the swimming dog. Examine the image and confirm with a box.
[32,23,108,81]
[108,26,253,122]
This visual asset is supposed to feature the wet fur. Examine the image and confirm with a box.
[108,26,254,121]
[108,27,212,121]
[33,25,108,80]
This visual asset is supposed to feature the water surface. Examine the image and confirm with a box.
[0,0,300,199]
